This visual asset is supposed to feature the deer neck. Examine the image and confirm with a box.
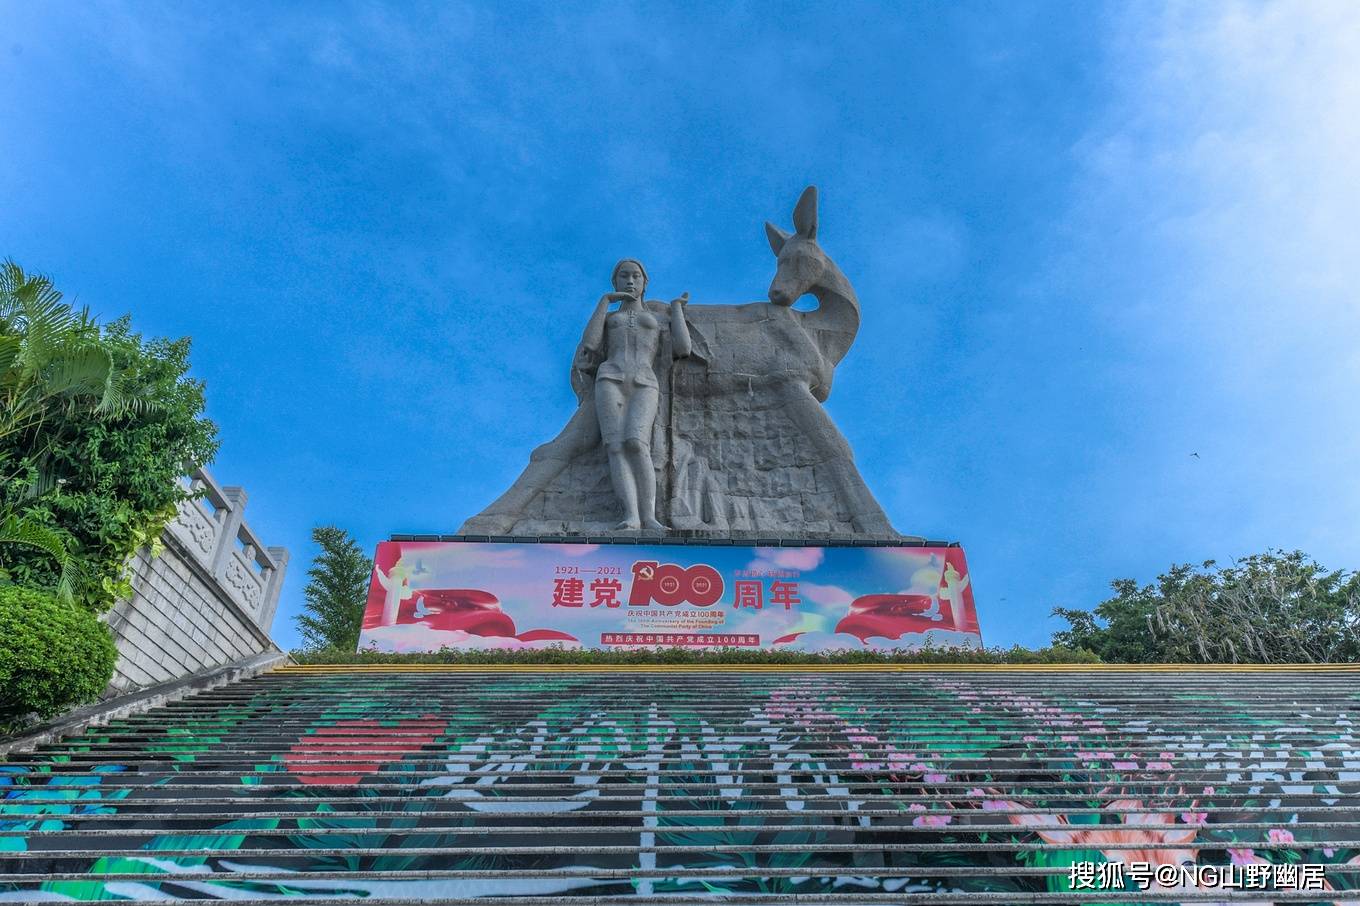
[804,257,861,362]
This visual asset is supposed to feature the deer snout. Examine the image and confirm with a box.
[768,283,793,306]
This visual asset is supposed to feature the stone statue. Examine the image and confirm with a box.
[462,260,693,535]
[576,259,692,530]
[460,187,908,540]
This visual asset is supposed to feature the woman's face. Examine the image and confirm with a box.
[613,261,645,298]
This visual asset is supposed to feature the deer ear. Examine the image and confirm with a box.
[792,185,818,238]
[765,222,790,255]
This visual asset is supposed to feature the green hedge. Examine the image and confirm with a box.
[292,644,1102,666]
[0,585,117,733]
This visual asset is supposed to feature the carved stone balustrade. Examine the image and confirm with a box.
[166,468,289,632]
[104,467,290,696]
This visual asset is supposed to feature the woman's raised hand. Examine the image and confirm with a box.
[602,290,639,304]
[670,292,689,306]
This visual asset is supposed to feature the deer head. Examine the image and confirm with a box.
[762,185,860,372]
[765,186,827,307]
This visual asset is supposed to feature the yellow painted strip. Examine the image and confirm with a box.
[274,663,1360,674]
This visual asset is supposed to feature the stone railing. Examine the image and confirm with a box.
[166,469,289,630]
[102,467,289,696]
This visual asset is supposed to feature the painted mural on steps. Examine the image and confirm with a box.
[2,677,1359,901]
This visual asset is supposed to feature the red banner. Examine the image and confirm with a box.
[357,541,980,653]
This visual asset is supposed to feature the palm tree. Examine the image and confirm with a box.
[0,260,148,450]
[0,260,153,602]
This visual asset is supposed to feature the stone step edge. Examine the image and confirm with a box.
[0,895,1323,905]
[277,664,1360,673]
[8,819,1360,837]
[12,865,1360,881]
[0,651,292,757]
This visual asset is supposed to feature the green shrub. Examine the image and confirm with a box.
[291,644,1101,666]
[0,585,117,733]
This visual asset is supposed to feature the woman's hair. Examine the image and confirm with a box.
[611,258,648,297]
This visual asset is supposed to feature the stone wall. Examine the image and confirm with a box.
[102,468,289,696]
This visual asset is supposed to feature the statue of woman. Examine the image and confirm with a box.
[576,259,692,531]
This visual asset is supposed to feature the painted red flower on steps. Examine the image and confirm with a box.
[284,718,445,785]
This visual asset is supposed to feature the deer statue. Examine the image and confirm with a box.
[459,185,903,538]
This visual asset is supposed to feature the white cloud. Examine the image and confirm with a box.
[542,543,601,557]
[750,546,825,571]
[1060,0,1360,562]
[1080,0,1360,378]
[798,582,854,608]
[414,543,526,573]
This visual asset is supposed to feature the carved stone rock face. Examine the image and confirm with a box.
[459,187,905,540]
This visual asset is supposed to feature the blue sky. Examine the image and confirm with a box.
[3,1,1357,650]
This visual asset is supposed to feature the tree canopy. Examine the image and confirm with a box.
[0,260,218,609]
[1052,550,1360,663]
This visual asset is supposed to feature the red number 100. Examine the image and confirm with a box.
[628,561,724,607]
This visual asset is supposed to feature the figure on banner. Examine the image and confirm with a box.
[577,259,693,531]
[940,562,971,630]
[909,555,945,622]
[376,558,423,626]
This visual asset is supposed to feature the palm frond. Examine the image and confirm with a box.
[38,342,115,402]
[95,369,153,417]
[1,262,71,340]
[0,334,19,376]
[18,458,59,501]
[0,514,80,604]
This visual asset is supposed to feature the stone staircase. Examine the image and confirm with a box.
[2,665,1359,903]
